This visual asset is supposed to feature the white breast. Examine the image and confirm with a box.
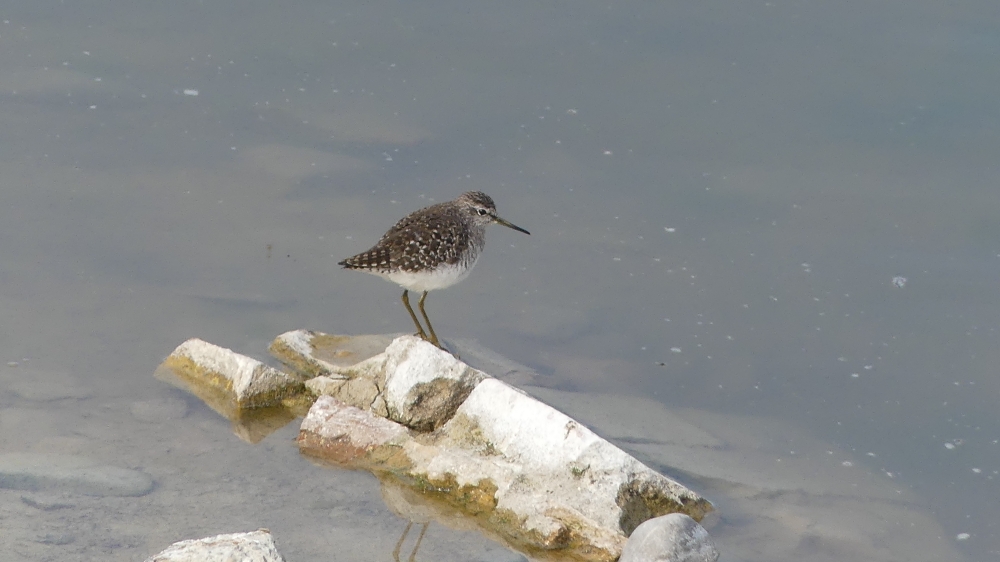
[378,257,479,292]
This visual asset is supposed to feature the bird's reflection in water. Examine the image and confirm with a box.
[392,521,429,562]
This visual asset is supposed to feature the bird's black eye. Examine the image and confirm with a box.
[477,208,488,216]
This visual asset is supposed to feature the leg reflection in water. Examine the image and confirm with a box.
[392,521,429,562]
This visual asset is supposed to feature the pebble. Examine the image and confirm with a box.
[620,513,719,562]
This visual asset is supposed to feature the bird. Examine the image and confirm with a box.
[338,191,530,349]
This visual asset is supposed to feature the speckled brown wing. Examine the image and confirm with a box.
[339,201,473,273]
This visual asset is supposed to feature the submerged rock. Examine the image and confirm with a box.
[0,452,154,497]
[620,514,719,562]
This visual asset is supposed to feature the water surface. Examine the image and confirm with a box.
[0,1,996,560]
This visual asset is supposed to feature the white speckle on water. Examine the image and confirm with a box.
[183,89,199,96]
[664,227,676,232]
[956,533,970,541]
[603,150,613,155]
[851,373,859,378]
[670,347,682,353]
[841,461,853,467]
[972,467,982,474]
[944,442,956,450]
[892,276,907,288]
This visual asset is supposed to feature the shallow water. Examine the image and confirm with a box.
[0,1,997,560]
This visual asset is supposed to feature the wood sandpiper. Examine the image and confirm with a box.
[339,191,530,348]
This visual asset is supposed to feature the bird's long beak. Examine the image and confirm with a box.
[495,216,530,235]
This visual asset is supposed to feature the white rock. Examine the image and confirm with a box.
[620,514,719,562]
[269,330,392,378]
[144,529,284,562]
[161,338,303,409]
[281,333,711,560]
[382,336,487,430]
[436,378,709,541]
[296,340,712,561]
[298,396,409,464]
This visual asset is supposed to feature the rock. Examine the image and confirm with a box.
[288,334,487,431]
[269,330,393,378]
[381,336,487,431]
[295,336,713,562]
[297,396,409,467]
[156,338,305,411]
[304,373,385,418]
[620,514,719,562]
[439,378,712,545]
[303,375,344,396]
[0,453,154,497]
[144,529,284,562]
